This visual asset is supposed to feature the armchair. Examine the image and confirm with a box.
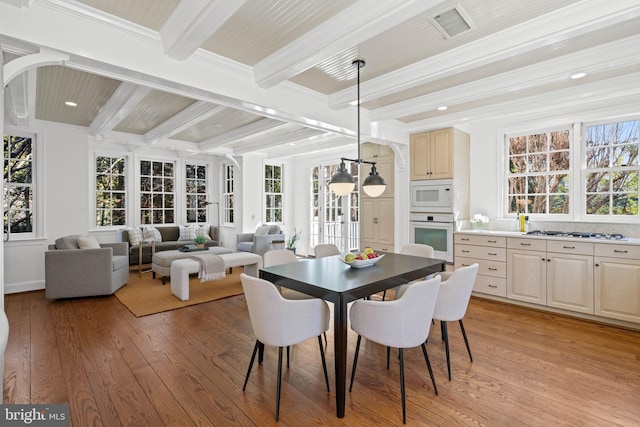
[237,224,285,257]
[45,235,130,299]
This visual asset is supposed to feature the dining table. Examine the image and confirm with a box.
[259,252,446,419]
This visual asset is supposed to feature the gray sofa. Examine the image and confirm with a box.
[120,225,219,265]
[45,235,129,299]
[236,224,285,257]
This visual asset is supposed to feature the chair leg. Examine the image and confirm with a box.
[242,340,260,391]
[459,319,473,362]
[276,347,283,422]
[399,348,406,424]
[421,342,438,395]
[386,346,391,369]
[349,335,362,392]
[318,336,330,392]
[382,290,387,300]
[442,321,451,381]
[286,346,290,369]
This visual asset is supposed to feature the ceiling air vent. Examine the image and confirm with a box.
[429,4,475,39]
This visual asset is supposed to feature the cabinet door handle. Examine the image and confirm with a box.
[547,259,551,262]
[373,218,379,224]
[542,258,546,261]
[488,284,498,288]
[488,267,498,271]
[461,263,470,267]
[520,243,531,246]
[614,249,628,253]
[563,246,575,249]
[595,263,600,267]
[461,238,470,241]
[488,240,497,243]
[461,250,470,253]
[488,252,497,256]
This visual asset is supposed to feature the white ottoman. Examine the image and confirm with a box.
[152,246,233,283]
[170,252,263,301]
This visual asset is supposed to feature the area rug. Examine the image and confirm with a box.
[115,267,245,317]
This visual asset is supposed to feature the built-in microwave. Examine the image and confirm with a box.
[410,179,454,212]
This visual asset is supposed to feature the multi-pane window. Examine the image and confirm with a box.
[95,156,126,227]
[3,134,34,235]
[264,164,282,223]
[223,164,234,224]
[585,120,639,216]
[140,160,174,224]
[185,163,207,223]
[506,129,570,215]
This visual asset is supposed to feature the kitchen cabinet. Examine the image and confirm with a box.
[360,142,394,252]
[546,240,594,314]
[594,243,640,323]
[360,143,394,196]
[454,234,506,297]
[410,128,469,181]
[507,240,547,305]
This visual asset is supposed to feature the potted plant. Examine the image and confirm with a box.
[194,235,207,249]
[286,230,302,253]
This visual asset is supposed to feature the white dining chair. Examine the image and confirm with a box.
[349,276,441,424]
[263,249,311,300]
[313,244,341,258]
[432,263,479,381]
[0,310,9,403]
[240,274,330,421]
[382,243,435,300]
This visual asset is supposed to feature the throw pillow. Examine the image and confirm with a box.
[55,235,80,250]
[255,224,271,236]
[127,227,143,246]
[178,224,198,241]
[77,235,101,249]
[195,224,212,241]
[142,226,162,242]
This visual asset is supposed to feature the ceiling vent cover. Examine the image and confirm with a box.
[429,4,475,39]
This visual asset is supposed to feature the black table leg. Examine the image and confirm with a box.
[334,294,348,418]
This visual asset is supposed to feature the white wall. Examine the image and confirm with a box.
[468,124,502,220]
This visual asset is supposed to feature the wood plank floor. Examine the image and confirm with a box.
[3,276,640,426]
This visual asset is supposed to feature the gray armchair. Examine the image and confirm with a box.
[45,235,129,299]
[237,224,285,257]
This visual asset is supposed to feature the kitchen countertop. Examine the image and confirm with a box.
[455,229,640,245]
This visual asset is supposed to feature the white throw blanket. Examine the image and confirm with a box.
[189,253,226,282]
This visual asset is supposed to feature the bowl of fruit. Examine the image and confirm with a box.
[340,248,384,268]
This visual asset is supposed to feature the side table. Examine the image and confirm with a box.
[139,239,156,278]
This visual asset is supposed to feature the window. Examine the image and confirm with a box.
[140,160,174,224]
[584,119,639,216]
[223,164,234,224]
[95,155,126,227]
[185,163,207,223]
[264,164,282,223]
[506,128,571,215]
[3,134,34,235]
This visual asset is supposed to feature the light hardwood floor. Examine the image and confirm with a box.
[3,274,640,426]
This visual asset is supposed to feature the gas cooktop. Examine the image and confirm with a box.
[526,230,627,240]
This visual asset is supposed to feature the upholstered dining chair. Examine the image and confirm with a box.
[0,310,9,403]
[382,243,435,300]
[240,274,330,422]
[349,276,441,424]
[432,263,479,381]
[313,243,341,258]
[263,249,310,300]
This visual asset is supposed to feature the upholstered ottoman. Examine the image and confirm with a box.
[152,247,233,283]
[170,252,263,301]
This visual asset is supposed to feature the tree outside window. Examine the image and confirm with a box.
[96,156,126,227]
[140,160,175,224]
[223,164,234,224]
[264,164,282,223]
[185,163,207,223]
[3,134,34,235]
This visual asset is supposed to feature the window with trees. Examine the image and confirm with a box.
[584,119,639,216]
[95,155,126,227]
[140,160,174,224]
[264,164,282,223]
[223,164,234,224]
[185,163,207,223]
[506,128,571,215]
[3,134,34,236]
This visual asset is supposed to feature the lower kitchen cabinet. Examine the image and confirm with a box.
[360,198,394,252]
[507,248,547,305]
[547,253,594,314]
[454,234,506,297]
[594,243,640,323]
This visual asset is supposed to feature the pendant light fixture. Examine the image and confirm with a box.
[329,60,387,197]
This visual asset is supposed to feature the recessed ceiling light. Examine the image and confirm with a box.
[570,72,586,80]
[64,101,77,107]
[437,106,448,111]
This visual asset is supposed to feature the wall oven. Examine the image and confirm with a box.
[409,212,454,263]
[410,179,453,213]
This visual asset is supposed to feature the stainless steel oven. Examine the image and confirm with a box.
[409,212,454,263]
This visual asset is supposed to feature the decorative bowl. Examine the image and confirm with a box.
[339,253,384,268]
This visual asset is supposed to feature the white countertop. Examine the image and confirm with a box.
[455,229,640,245]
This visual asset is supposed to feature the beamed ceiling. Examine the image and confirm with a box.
[2,0,639,159]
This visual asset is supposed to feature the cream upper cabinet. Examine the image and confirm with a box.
[594,243,640,323]
[410,128,468,181]
[361,143,394,196]
[360,143,394,252]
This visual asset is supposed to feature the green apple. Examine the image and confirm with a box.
[345,253,356,263]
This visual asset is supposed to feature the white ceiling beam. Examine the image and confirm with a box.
[4,69,28,126]
[89,82,151,138]
[370,35,640,122]
[198,118,285,151]
[3,47,68,86]
[160,0,246,61]
[144,101,226,144]
[231,127,326,155]
[253,0,443,89]
[330,0,640,110]
[0,0,29,8]
[266,135,353,159]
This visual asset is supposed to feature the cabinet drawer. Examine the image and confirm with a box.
[507,237,546,251]
[455,244,506,261]
[361,241,394,253]
[473,275,506,297]
[547,240,593,255]
[595,243,640,260]
[456,257,506,278]
[455,234,506,247]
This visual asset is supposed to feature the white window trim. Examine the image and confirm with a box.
[184,161,209,224]
[264,161,284,225]
[91,151,129,230]
[222,163,234,226]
